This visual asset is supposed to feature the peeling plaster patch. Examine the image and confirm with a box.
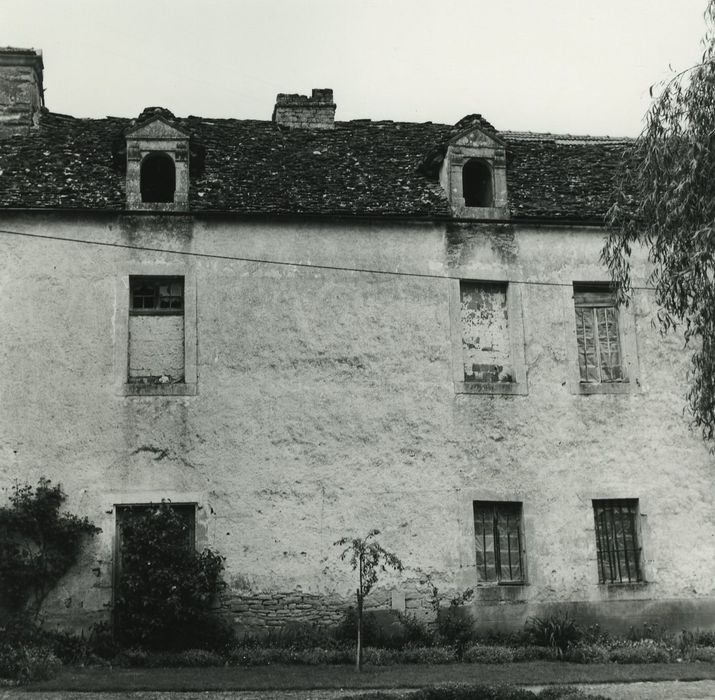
[460,282,513,383]
[486,225,517,264]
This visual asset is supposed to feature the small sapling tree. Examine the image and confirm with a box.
[335,529,403,671]
[0,479,101,621]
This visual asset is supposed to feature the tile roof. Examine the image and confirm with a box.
[0,110,631,221]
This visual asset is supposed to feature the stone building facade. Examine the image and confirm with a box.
[1,47,714,635]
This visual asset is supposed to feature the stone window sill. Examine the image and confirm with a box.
[602,581,647,590]
[455,381,528,396]
[123,382,197,397]
[452,205,510,220]
[574,381,632,395]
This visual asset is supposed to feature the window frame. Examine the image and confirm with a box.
[129,275,185,316]
[115,267,197,397]
[592,498,644,585]
[573,284,624,385]
[563,281,640,395]
[473,500,526,585]
[450,278,528,395]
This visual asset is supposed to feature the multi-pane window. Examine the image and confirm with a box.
[128,276,185,384]
[593,499,642,584]
[573,284,624,383]
[473,501,524,583]
[460,282,513,383]
[130,276,183,313]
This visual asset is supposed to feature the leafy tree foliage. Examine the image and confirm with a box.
[113,502,232,651]
[603,1,715,441]
[335,529,403,670]
[0,479,100,618]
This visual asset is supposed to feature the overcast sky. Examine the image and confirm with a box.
[4,0,709,136]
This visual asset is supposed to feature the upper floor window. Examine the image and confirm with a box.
[460,281,512,383]
[462,158,493,207]
[573,284,624,384]
[128,276,184,384]
[140,152,176,203]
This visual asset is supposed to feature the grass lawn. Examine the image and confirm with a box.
[26,662,715,692]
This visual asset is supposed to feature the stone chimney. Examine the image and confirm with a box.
[272,89,335,130]
[0,47,44,137]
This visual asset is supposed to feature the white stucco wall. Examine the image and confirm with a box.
[0,211,713,633]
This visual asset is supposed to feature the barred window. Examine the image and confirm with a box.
[473,501,524,584]
[593,499,643,584]
[574,284,624,383]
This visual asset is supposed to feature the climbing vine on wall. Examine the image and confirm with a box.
[0,479,101,618]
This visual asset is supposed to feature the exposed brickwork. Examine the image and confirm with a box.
[222,587,435,633]
[224,591,346,630]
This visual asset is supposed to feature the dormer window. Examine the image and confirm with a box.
[141,152,176,203]
[124,108,190,211]
[437,115,508,220]
[463,158,493,207]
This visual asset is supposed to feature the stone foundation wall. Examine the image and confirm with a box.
[224,591,347,632]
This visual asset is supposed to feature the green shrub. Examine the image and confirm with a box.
[0,480,100,619]
[335,608,380,646]
[226,645,352,666]
[625,622,673,644]
[433,589,475,650]
[363,647,398,665]
[355,685,610,700]
[295,647,353,665]
[511,645,560,661]
[114,647,149,667]
[43,630,88,665]
[689,646,715,662]
[87,621,120,660]
[563,642,610,664]
[525,613,581,656]
[113,502,232,651]
[462,644,515,664]
[0,644,61,683]
[608,639,674,663]
[396,645,457,664]
[474,630,532,647]
[691,630,715,646]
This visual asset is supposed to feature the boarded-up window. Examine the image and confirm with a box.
[460,281,513,383]
[593,499,642,584]
[128,276,184,383]
[574,285,623,383]
[474,501,524,584]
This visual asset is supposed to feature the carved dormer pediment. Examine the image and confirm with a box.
[437,116,508,220]
[125,110,190,211]
[125,117,189,141]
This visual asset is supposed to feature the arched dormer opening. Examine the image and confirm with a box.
[463,158,493,207]
[140,152,176,203]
